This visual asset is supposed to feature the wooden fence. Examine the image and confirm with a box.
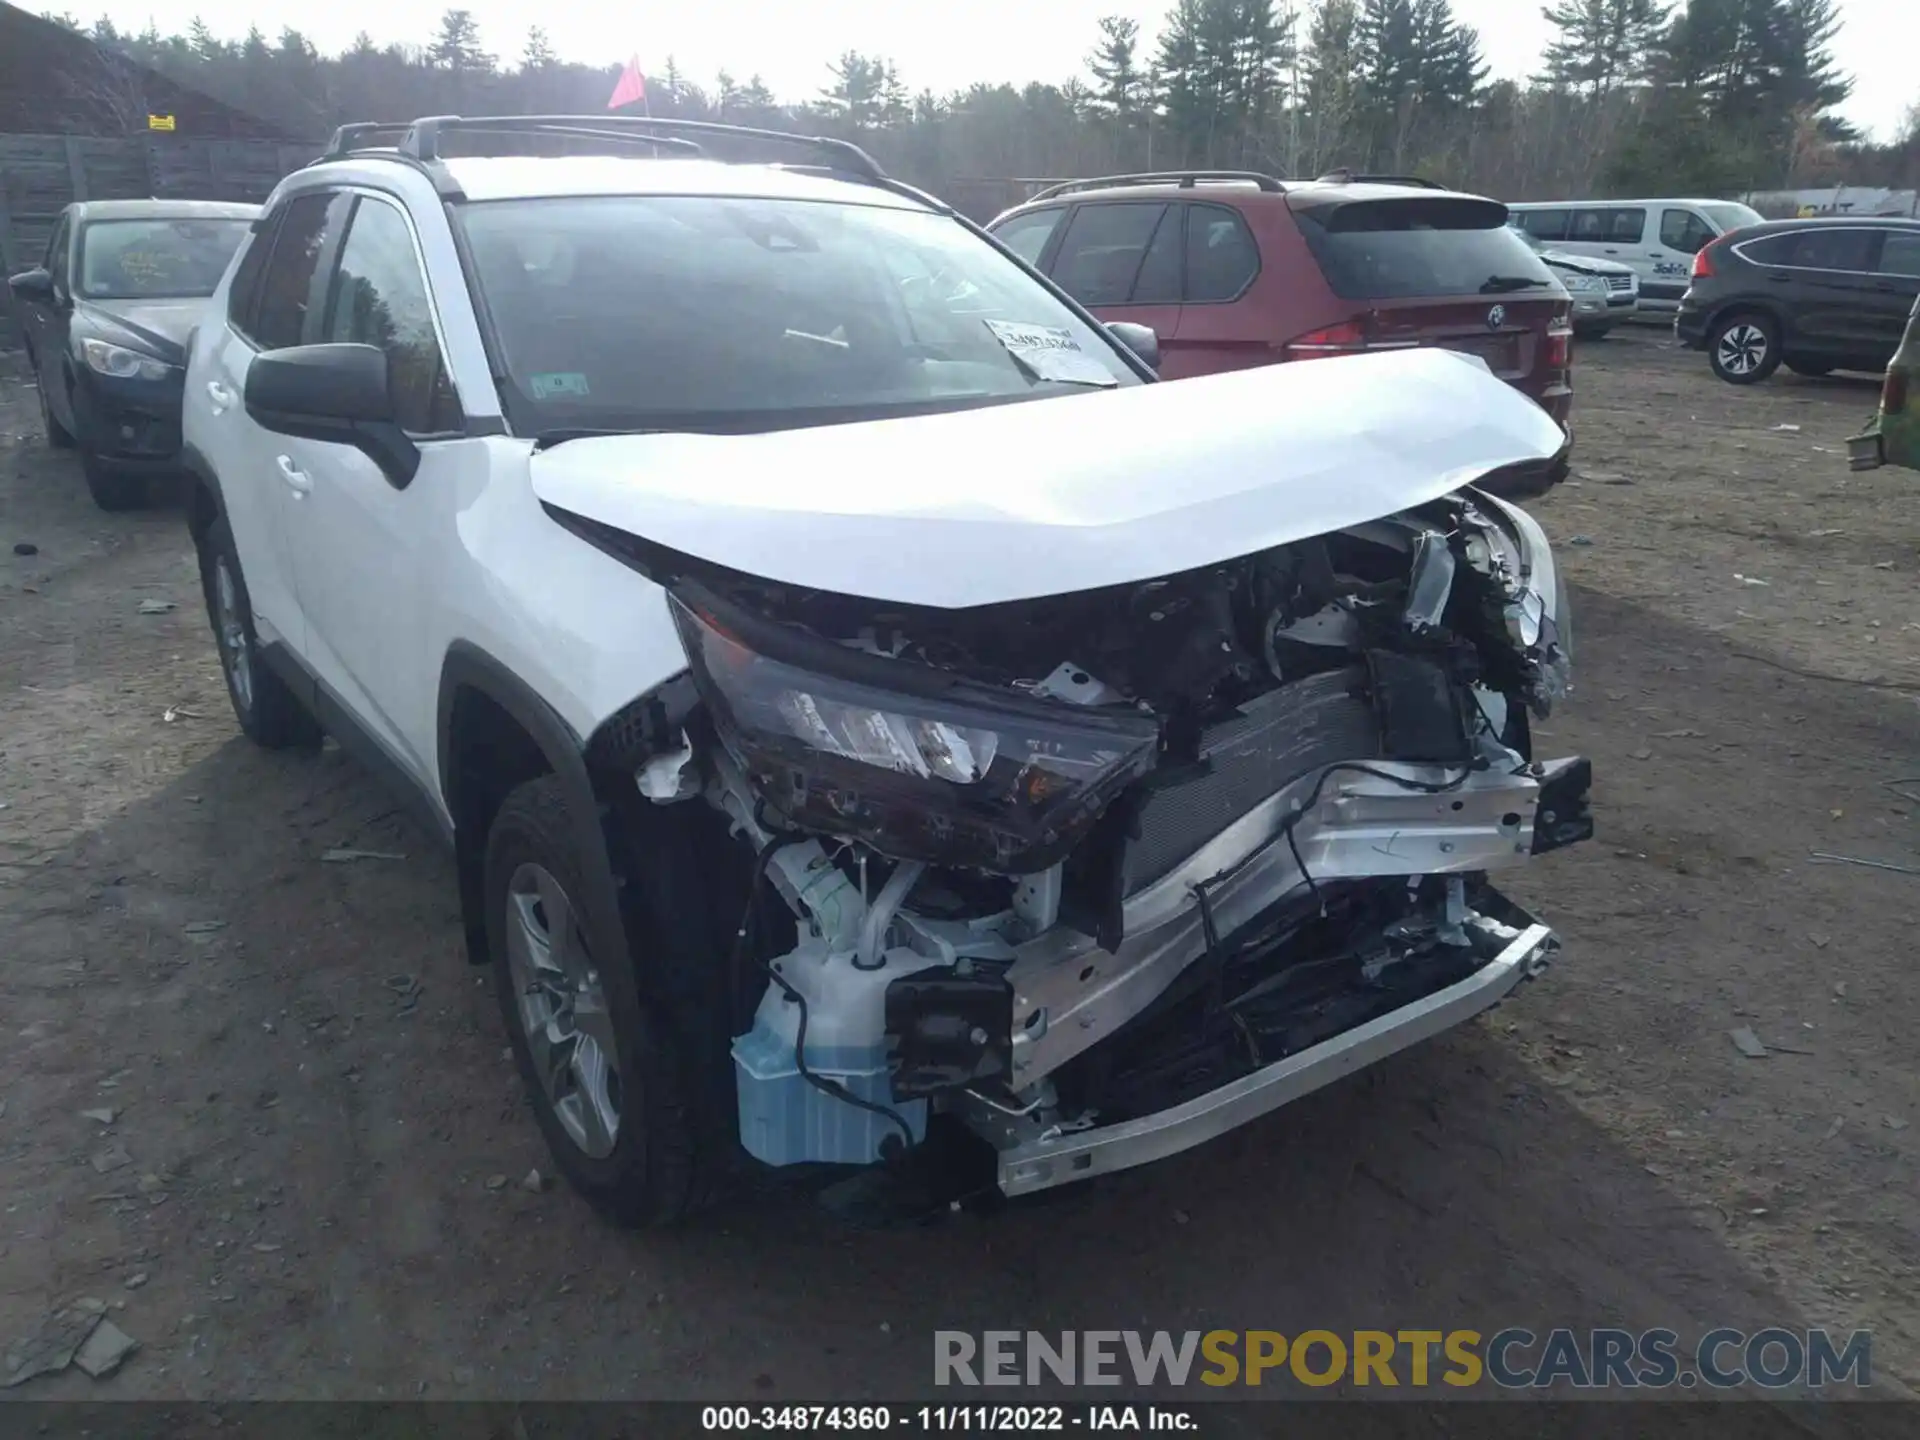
[1,132,321,346]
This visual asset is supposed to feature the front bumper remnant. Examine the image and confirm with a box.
[993,906,1558,1197]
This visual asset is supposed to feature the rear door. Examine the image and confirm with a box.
[1772,228,1883,359]
[1037,201,1183,361]
[202,189,351,654]
[1162,202,1266,377]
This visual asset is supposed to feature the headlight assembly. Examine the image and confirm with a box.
[669,586,1160,873]
[81,339,174,382]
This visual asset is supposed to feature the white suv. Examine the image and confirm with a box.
[181,116,1591,1227]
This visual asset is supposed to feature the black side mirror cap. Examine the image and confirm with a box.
[1105,321,1160,373]
[244,343,420,486]
[8,267,56,304]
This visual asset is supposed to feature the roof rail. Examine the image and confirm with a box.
[395,114,887,181]
[1026,170,1285,203]
[1313,169,1448,190]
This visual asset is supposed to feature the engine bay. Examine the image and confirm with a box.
[577,490,1586,1190]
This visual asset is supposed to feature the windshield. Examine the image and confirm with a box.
[1296,197,1557,300]
[457,195,1143,435]
[1508,224,1548,253]
[1702,201,1764,235]
[77,218,253,300]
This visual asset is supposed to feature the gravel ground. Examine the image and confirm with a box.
[0,329,1916,1403]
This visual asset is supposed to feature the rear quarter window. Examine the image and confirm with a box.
[1295,197,1555,301]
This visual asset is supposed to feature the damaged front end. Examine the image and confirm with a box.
[589,489,1590,1197]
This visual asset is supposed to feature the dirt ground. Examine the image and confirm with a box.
[1,328,1917,1404]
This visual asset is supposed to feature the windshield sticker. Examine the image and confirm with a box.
[983,319,1118,387]
[530,372,591,400]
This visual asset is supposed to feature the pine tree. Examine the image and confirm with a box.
[1413,0,1485,110]
[1539,0,1669,97]
[428,9,493,75]
[1088,16,1145,120]
[520,26,555,72]
[186,16,224,61]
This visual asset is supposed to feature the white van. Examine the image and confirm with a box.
[1506,198,1765,313]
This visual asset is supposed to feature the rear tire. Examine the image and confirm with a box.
[1574,323,1611,341]
[195,512,321,749]
[485,774,708,1228]
[1785,358,1833,378]
[1709,312,1781,385]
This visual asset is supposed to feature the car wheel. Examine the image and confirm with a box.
[485,774,706,1228]
[1785,358,1833,378]
[80,449,148,511]
[1709,313,1781,385]
[1574,323,1610,340]
[195,513,321,749]
[31,358,75,450]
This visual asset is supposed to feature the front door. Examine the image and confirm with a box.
[281,191,466,788]
[26,214,76,431]
[1043,201,1185,371]
[1867,230,1920,360]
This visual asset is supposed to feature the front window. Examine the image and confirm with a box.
[1701,202,1764,235]
[76,218,253,300]
[457,195,1142,436]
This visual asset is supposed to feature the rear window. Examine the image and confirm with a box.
[1295,197,1556,301]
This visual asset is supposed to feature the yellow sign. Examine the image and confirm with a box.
[147,114,176,132]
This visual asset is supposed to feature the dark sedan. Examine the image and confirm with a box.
[8,199,257,509]
[1675,215,1920,386]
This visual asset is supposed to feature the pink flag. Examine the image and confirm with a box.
[607,56,647,110]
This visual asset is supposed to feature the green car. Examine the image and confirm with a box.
[1850,291,1920,472]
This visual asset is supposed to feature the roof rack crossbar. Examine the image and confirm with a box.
[1027,170,1285,202]
[430,122,705,157]
[396,115,887,181]
[320,122,413,161]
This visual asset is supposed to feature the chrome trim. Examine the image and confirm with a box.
[996,915,1559,1196]
[1004,758,1556,1084]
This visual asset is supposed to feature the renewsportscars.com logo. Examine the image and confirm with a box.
[933,1328,1873,1390]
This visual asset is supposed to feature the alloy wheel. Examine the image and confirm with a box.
[505,862,622,1159]
[1716,324,1769,377]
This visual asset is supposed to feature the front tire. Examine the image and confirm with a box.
[1709,312,1781,385]
[195,513,321,749]
[485,774,705,1228]
[33,358,75,449]
[81,449,148,511]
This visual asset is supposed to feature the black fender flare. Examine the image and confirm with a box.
[436,640,630,972]
[180,442,225,541]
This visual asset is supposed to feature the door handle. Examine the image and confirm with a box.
[205,380,234,412]
[276,454,312,495]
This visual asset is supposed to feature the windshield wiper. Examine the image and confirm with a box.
[531,427,679,451]
[1480,275,1550,293]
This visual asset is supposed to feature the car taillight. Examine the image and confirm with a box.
[1546,320,1573,370]
[1692,244,1717,280]
[1887,368,1910,415]
[1282,321,1368,360]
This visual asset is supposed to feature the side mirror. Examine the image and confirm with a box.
[244,343,419,486]
[8,268,56,304]
[1105,321,1160,373]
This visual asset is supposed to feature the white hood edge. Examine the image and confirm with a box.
[529,347,1567,610]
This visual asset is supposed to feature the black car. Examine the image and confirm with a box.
[8,199,258,509]
[1676,216,1920,385]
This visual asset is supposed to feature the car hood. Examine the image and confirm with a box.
[75,298,204,364]
[1541,250,1636,278]
[530,348,1569,609]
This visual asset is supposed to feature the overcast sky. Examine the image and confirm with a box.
[92,0,1919,142]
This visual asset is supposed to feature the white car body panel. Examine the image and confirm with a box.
[529,347,1567,610]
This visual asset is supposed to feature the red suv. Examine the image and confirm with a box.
[988,170,1573,493]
